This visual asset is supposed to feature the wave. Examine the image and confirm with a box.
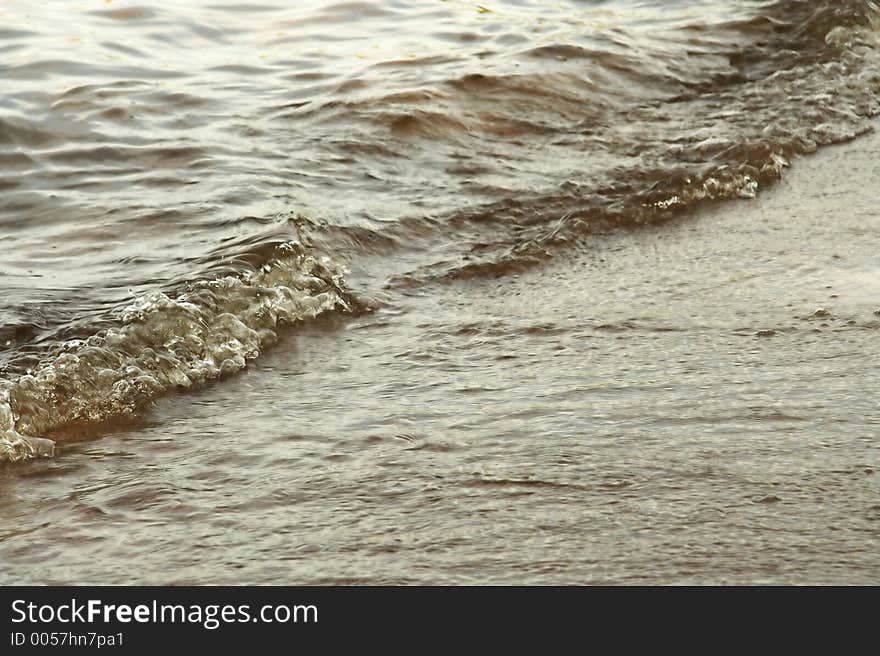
[3,0,880,461]
[375,0,880,283]
[0,220,358,462]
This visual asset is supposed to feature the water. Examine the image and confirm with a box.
[1,0,878,584]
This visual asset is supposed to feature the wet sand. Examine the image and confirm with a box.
[2,126,878,585]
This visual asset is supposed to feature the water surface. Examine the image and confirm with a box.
[1,0,878,584]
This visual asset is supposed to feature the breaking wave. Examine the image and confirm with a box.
[1,223,355,461]
[2,0,880,460]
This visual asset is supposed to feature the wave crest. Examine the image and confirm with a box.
[1,230,353,462]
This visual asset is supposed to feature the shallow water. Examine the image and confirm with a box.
[1,0,879,583]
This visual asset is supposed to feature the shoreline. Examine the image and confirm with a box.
[2,124,879,585]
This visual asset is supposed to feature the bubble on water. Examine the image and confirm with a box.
[0,237,353,462]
